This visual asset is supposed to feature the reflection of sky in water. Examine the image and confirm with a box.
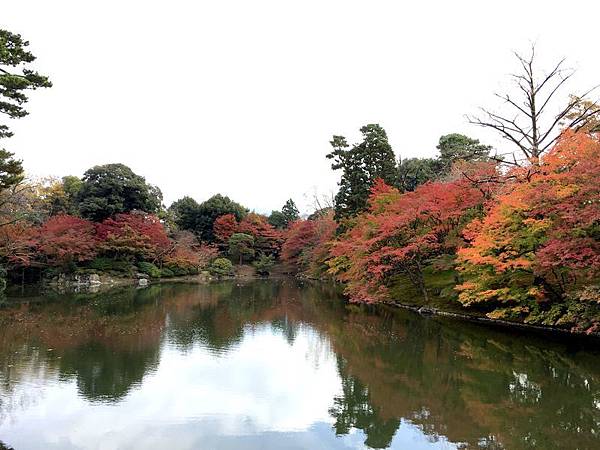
[0,323,458,450]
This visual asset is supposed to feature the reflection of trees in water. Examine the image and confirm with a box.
[58,341,160,402]
[329,356,400,449]
[0,345,58,426]
[319,305,600,450]
[0,285,169,405]
[1,280,600,449]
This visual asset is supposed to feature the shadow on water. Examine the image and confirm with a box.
[0,279,599,449]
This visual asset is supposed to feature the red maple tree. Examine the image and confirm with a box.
[36,215,97,266]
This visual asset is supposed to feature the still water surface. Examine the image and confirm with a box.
[0,280,599,449]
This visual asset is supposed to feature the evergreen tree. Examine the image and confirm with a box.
[436,133,491,172]
[170,194,247,242]
[267,210,287,229]
[397,157,440,192]
[281,199,299,224]
[0,29,52,139]
[327,124,397,220]
[0,149,24,190]
[77,164,163,221]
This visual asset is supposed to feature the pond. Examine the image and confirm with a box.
[0,279,599,449]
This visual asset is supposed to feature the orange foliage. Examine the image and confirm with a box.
[331,173,493,303]
[457,131,600,308]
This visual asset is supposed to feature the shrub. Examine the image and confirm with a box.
[164,262,190,277]
[89,257,134,274]
[160,267,175,278]
[209,258,234,277]
[165,262,194,277]
[253,254,275,276]
[137,261,161,278]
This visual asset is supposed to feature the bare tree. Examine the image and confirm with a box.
[467,45,600,166]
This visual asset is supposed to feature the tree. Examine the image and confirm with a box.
[238,213,282,257]
[468,45,600,165]
[268,199,300,229]
[327,124,398,219]
[0,29,52,139]
[169,196,201,231]
[195,194,247,242]
[96,212,171,262]
[267,210,287,229]
[281,211,336,276]
[563,95,600,133]
[329,174,492,303]
[0,149,27,227]
[281,220,316,266]
[397,157,439,192]
[281,199,299,224]
[0,149,23,190]
[60,175,83,215]
[170,194,247,242]
[228,233,255,264]
[457,131,600,325]
[213,213,239,243]
[77,164,162,221]
[254,254,275,276]
[164,230,218,273]
[0,222,36,269]
[36,215,97,268]
[27,176,82,218]
[436,134,491,171]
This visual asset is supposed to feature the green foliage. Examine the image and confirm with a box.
[0,149,24,190]
[77,164,163,221]
[169,196,201,231]
[268,199,300,229]
[396,134,491,192]
[397,157,440,192]
[137,261,161,278]
[60,175,83,215]
[253,254,275,276]
[436,133,491,171]
[164,261,199,276]
[267,210,287,229]
[42,175,83,216]
[160,267,175,278]
[0,266,6,294]
[169,194,247,242]
[327,124,397,219]
[165,264,188,276]
[208,257,234,277]
[281,199,299,224]
[0,29,52,139]
[88,257,134,274]
[228,232,255,264]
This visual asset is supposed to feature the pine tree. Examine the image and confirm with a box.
[281,199,299,224]
[327,124,397,220]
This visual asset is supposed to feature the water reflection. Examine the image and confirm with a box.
[0,280,599,449]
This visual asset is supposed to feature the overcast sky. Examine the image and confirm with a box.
[3,1,600,214]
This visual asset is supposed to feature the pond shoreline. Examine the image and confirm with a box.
[385,300,600,340]
[6,273,600,340]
